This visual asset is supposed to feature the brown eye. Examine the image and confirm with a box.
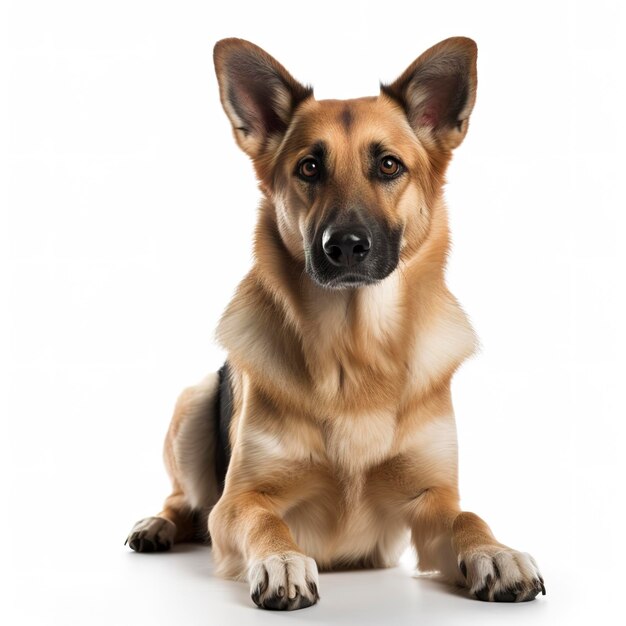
[379,156,402,177]
[299,158,320,180]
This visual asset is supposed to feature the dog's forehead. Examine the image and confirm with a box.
[288,96,415,152]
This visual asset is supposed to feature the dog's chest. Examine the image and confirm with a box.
[321,408,396,475]
[285,434,408,568]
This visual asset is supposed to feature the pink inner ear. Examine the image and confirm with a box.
[418,108,439,128]
[413,75,461,131]
[237,88,262,132]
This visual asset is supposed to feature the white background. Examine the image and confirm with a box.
[2,1,625,624]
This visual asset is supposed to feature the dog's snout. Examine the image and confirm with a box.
[322,227,372,267]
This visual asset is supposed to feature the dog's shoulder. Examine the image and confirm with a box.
[217,268,302,366]
[405,286,477,397]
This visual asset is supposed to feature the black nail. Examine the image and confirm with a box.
[251,584,263,605]
[475,586,490,602]
[307,581,319,598]
[491,559,501,578]
[493,589,517,602]
[259,571,268,595]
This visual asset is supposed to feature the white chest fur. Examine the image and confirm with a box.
[323,408,396,474]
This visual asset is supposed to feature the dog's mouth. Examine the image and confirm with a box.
[316,273,378,290]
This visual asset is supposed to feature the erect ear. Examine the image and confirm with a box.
[381,37,477,151]
[213,38,313,159]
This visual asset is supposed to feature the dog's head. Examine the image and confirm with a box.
[214,37,477,289]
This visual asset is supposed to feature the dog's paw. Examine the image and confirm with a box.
[125,516,176,553]
[459,546,545,602]
[248,552,320,610]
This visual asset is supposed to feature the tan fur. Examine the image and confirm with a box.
[127,36,544,608]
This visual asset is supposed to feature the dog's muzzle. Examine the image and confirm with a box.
[306,215,402,289]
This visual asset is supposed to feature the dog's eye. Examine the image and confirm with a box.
[379,156,402,178]
[298,158,320,180]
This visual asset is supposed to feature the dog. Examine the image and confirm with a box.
[126,36,545,610]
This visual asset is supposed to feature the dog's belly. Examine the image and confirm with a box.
[283,481,410,570]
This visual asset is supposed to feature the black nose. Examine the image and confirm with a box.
[322,226,372,267]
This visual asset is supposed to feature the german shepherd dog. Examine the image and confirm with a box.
[126,36,546,610]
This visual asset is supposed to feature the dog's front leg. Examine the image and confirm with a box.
[207,376,321,612]
[210,490,319,610]
[410,487,545,602]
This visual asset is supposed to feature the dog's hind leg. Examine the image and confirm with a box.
[126,488,198,552]
[126,372,221,552]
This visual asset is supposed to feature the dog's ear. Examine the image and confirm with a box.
[213,39,313,159]
[381,37,477,150]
